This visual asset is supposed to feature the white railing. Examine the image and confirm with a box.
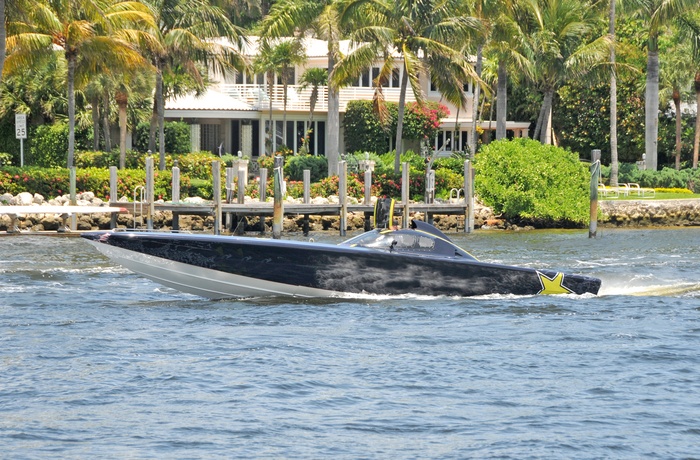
[219,84,417,112]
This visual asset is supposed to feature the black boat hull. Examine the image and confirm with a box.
[82,231,601,299]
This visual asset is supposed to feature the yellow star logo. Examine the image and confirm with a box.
[537,271,574,295]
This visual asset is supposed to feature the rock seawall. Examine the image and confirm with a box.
[3,191,700,232]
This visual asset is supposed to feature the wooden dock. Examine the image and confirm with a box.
[3,158,475,236]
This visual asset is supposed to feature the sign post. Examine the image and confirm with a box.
[15,114,27,167]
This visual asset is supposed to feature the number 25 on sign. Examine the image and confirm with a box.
[15,113,27,139]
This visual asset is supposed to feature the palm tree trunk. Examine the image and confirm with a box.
[394,65,409,174]
[327,42,340,176]
[102,90,112,152]
[267,71,274,155]
[693,71,700,169]
[533,100,546,140]
[674,89,682,170]
[540,89,554,144]
[282,79,288,147]
[67,54,76,168]
[645,37,659,170]
[496,59,507,140]
[91,97,100,151]
[148,102,157,153]
[156,68,165,170]
[470,43,483,155]
[0,0,5,81]
[609,0,619,186]
[117,91,128,169]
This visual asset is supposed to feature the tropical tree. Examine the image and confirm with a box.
[140,0,248,169]
[299,67,328,125]
[259,0,345,175]
[608,0,619,185]
[677,11,700,168]
[624,0,697,170]
[488,4,531,141]
[298,66,328,154]
[522,0,610,144]
[335,0,480,173]
[660,39,693,170]
[5,0,155,168]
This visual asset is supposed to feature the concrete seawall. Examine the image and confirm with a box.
[599,199,700,227]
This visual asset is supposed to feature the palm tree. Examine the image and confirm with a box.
[624,0,697,170]
[660,40,693,170]
[140,0,248,169]
[298,66,328,154]
[335,0,480,173]
[609,0,619,186]
[677,11,700,168]
[523,0,610,144]
[5,0,155,168]
[260,0,345,175]
[299,67,328,125]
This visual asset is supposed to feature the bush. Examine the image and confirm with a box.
[343,101,391,154]
[0,152,12,167]
[285,155,328,182]
[603,163,700,193]
[133,121,192,154]
[29,122,93,167]
[0,166,190,202]
[474,138,590,226]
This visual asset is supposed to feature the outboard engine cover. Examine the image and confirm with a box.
[373,198,396,229]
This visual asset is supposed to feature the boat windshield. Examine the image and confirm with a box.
[340,229,476,259]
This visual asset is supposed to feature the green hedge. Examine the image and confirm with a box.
[474,138,590,226]
[602,163,700,192]
[0,166,192,201]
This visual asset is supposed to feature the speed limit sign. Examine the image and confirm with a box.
[15,113,27,139]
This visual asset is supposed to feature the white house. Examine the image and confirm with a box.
[164,37,530,160]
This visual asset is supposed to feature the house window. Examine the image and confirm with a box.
[391,68,400,87]
[200,123,220,154]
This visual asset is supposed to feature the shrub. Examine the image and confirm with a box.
[29,122,92,167]
[0,166,189,202]
[343,100,391,154]
[474,138,590,226]
[285,155,328,182]
[0,152,13,167]
[133,121,192,154]
[603,163,700,193]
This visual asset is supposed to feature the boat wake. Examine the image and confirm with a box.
[599,281,700,297]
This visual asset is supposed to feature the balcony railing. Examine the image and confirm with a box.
[219,84,417,113]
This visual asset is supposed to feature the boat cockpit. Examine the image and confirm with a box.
[340,220,477,260]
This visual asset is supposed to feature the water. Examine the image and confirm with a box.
[1,228,700,459]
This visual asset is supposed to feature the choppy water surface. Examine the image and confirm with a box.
[1,228,699,459]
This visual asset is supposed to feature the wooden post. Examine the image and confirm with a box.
[145,156,154,230]
[339,161,347,236]
[464,160,474,233]
[237,168,246,204]
[69,167,77,231]
[212,161,221,235]
[259,168,267,234]
[303,169,311,236]
[172,163,180,231]
[589,156,601,238]
[272,156,284,239]
[363,169,372,205]
[401,162,409,228]
[109,166,118,229]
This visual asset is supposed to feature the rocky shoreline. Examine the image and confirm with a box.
[2,191,700,233]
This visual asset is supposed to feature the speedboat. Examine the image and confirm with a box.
[81,203,601,299]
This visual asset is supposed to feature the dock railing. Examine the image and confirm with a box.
[108,159,475,235]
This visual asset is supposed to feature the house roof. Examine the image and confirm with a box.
[166,88,254,111]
